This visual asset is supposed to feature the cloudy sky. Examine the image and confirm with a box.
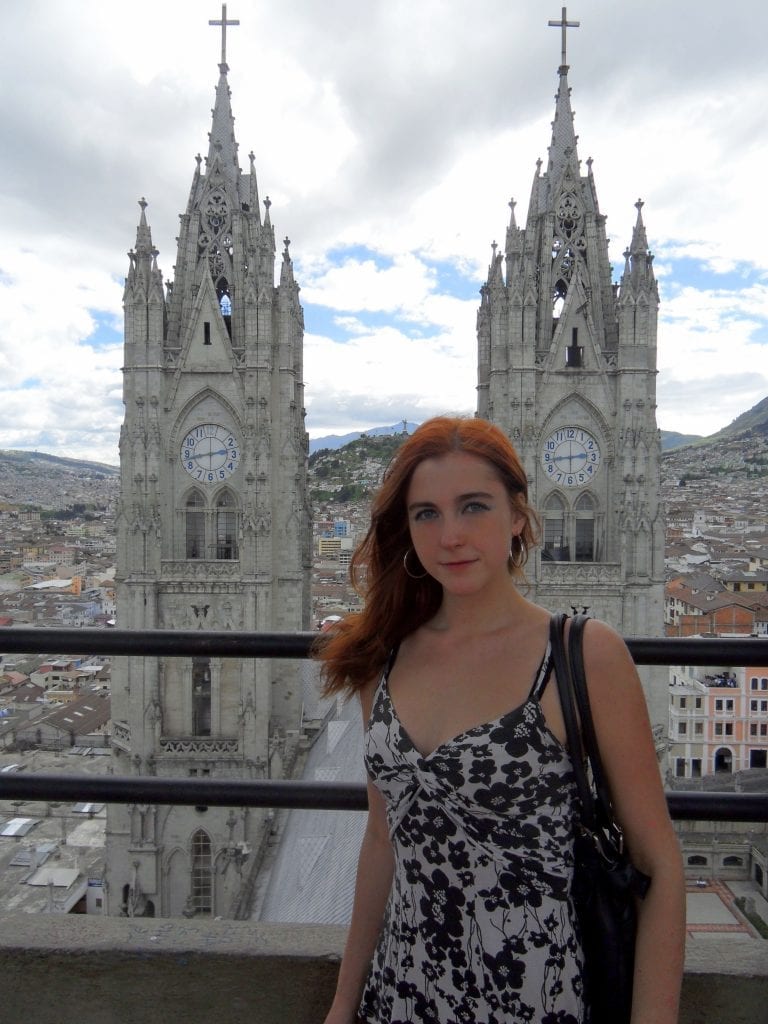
[1,0,766,465]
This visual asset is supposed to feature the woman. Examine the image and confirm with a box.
[317,416,684,1024]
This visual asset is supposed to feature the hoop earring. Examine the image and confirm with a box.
[403,548,428,579]
[509,535,526,570]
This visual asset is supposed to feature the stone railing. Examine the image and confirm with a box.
[0,914,765,1024]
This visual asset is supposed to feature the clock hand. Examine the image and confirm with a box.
[190,448,229,461]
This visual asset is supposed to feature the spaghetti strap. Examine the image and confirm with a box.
[528,640,554,702]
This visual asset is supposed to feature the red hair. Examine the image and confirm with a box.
[314,416,539,694]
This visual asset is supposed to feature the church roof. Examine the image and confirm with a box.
[255,662,365,925]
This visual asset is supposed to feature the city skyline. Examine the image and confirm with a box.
[0,0,766,464]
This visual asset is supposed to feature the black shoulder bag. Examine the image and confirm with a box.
[549,612,651,1024]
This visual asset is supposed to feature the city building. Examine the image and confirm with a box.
[669,665,768,777]
[477,13,665,728]
[105,12,311,919]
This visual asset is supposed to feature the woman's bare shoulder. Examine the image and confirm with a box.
[358,671,384,723]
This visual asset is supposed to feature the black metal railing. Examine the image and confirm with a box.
[3,627,768,663]
[2,628,768,822]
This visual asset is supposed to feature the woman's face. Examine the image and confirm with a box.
[405,451,523,598]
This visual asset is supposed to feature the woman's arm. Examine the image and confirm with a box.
[323,690,395,1024]
[580,619,686,1024]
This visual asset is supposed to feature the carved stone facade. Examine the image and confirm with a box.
[477,54,666,729]
[105,42,310,918]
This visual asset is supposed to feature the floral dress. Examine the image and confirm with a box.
[358,644,586,1024]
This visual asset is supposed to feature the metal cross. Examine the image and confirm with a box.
[209,3,240,65]
[548,6,580,66]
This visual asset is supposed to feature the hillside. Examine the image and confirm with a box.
[309,432,408,503]
[707,395,768,442]
[660,430,702,451]
[309,421,418,453]
[0,449,119,509]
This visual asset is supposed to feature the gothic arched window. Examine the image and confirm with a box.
[191,829,213,916]
[181,487,240,561]
[542,494,568,561]
[216,276,232,337]
[215,489,237,560]
[192,657,211,736]
[185,490,205,559]
[574,493,596,562]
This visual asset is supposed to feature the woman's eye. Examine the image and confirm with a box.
[464,502,489,513]
[413,508,438,521]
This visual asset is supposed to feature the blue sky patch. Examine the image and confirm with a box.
[420,257,482,301]
[655,254,763,295]
[303,301,441,340]
[87,311,123,350]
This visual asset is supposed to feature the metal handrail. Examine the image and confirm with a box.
[0,773,766,822]
[1,628,767,823]
[2,627,768,663]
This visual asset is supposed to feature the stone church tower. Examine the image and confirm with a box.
[477,16,666,728]
[105,13,311,918]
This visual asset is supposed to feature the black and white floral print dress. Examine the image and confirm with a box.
[358,644,586,1024]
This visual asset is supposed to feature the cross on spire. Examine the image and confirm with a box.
[209,3,240,65]
[548,6,580,67]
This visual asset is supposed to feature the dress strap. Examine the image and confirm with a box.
[383,644,400,679]
[528,640,554,702]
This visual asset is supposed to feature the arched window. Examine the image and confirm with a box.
[723,856,743,867]
[181,487,240,561]
[542,493,568,561]
[192,658,211,736]
[714,747,732,774]
[687,855,708,866]
[574,493,596,562]
[216,490,237,560]
[191,830,213,917]
[216,276,232,337]
[185,491,205,559]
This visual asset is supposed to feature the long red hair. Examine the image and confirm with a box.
[314,416,539,694]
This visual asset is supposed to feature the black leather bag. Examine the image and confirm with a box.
[549,613,651,1024]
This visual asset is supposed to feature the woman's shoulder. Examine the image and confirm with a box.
[358,670,386,722]
[576,616,632,663]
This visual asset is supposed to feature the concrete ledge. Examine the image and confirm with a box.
[0,915,344,1024]
[0,914,766,1024]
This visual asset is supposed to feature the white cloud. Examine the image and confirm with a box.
[0,0,766,461]
[657,282,768,434]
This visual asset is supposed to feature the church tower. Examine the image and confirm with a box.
[477,11,666,728]
[105,8,311,918]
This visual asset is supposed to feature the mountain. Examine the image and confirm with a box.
[308,421,418,454]
[707,395,768,442]
[0,449,119,508]
[308,432,409,503]
[660,430,703,451]
[0,449,118,475]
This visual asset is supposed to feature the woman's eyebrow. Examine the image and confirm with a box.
[407,491,495,511]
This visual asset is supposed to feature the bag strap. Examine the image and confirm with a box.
[551,613,652,896]
[566,614,618,832]
[549,612,598,832]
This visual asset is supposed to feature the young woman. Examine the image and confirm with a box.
[316,416,684,1024]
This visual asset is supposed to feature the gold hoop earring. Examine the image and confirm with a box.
[403,548,428,579]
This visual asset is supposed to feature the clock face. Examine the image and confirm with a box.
[541,426,601,488]
[180,423,240,484]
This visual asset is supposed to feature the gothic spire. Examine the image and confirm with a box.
[545,7,581,184]
[206,61,240,187]
[134,197,154,256]
[630,198,649,255]
[619,199,657,297]
[546,65,579,186]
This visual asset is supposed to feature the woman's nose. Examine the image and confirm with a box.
[440,515,464,547]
